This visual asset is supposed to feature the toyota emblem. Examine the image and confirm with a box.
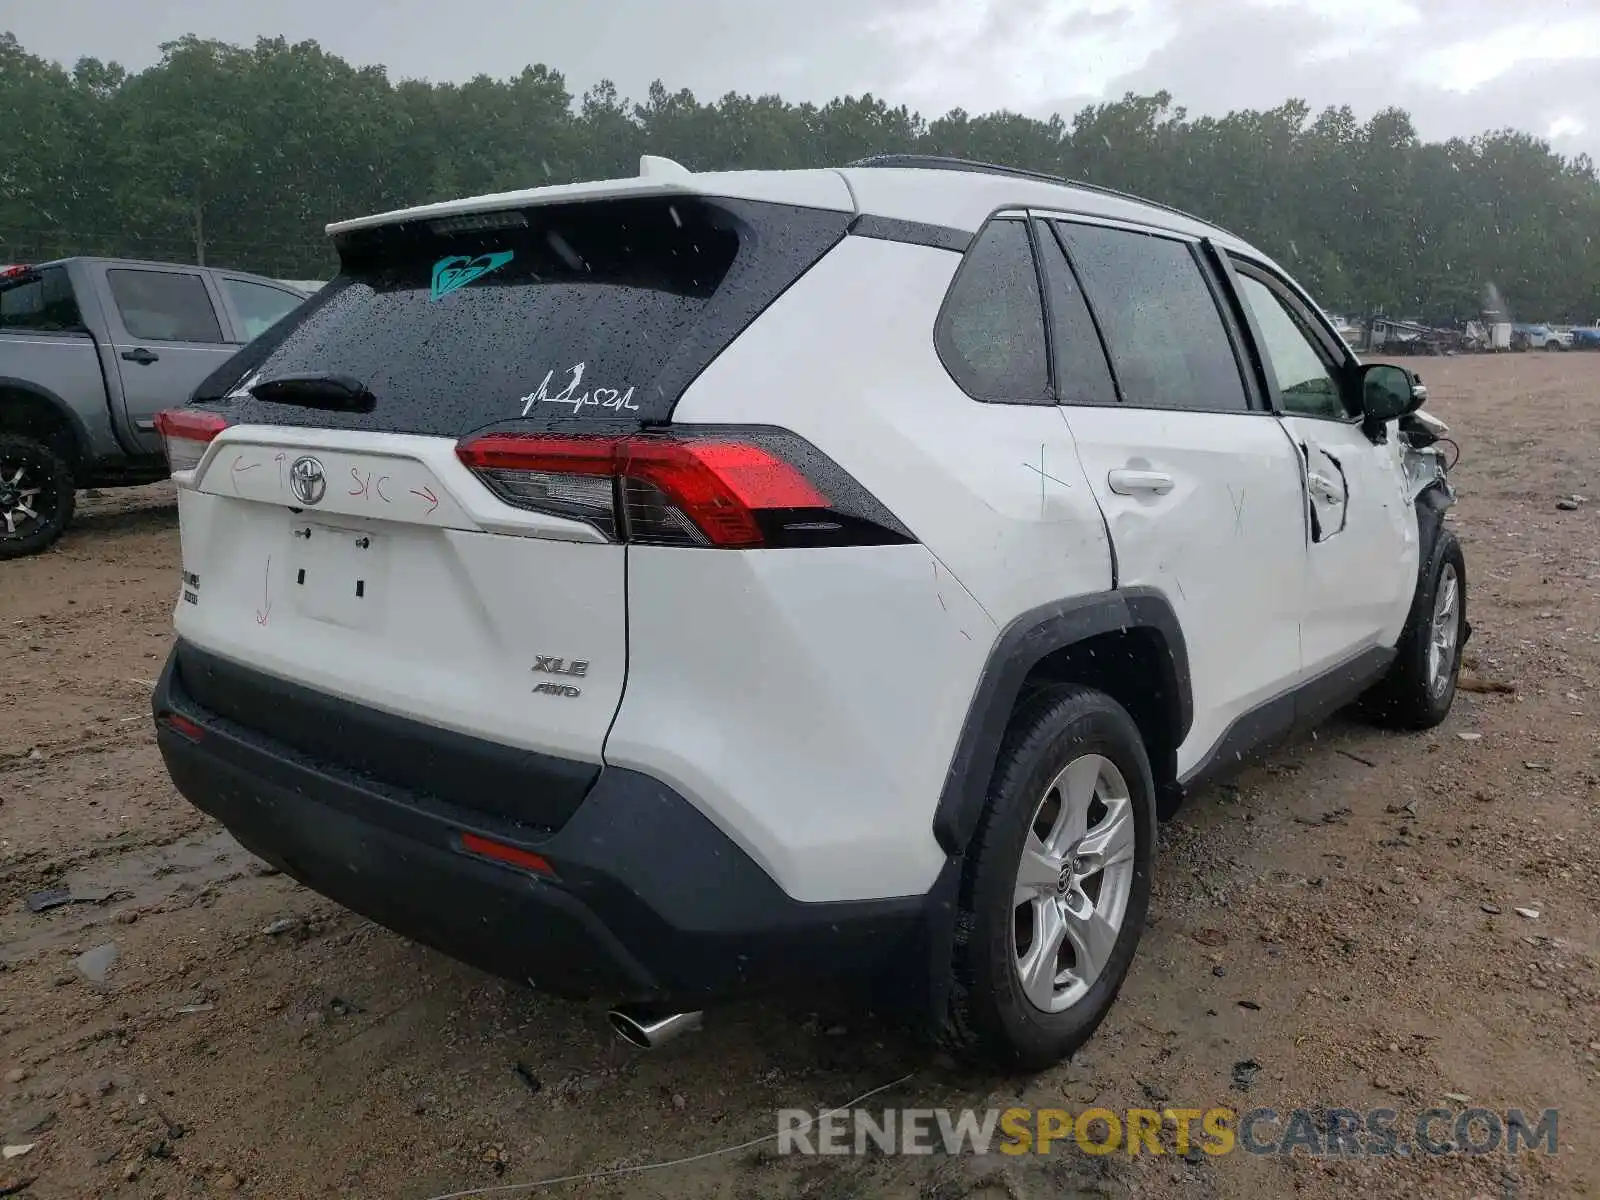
[288,456,327,506]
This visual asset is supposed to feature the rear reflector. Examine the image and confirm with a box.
[456,430,909,549]
[154,408,230,474]
[460,832,554,875]
[157,712,206,742]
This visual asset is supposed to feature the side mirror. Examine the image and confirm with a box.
[1360,363,1424,423]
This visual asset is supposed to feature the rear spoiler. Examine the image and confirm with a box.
[325,156,854,237]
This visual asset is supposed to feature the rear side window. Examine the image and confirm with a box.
[0,266,83,333]
[214,196,849,437]
[107,269,224,343]
[936,218,1051,403]
[1055,223,1248,413]
[1034,224,1118,407]
[223,278,304,341]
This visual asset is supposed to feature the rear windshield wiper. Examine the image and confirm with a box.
[249,372,376,413]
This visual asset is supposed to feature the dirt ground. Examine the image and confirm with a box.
[2,352,1597,1200]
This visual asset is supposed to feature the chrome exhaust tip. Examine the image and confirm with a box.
[606,1006,703,1050]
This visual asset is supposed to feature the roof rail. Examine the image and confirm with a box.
[843,154,1221,232]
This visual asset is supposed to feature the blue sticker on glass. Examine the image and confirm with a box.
[430,250,514,301]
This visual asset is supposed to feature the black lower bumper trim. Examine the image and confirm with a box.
[173,640,595,832]
[153,643,929,1004]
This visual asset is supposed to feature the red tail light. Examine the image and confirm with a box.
[154,409,230,474]
[457,432,848,549]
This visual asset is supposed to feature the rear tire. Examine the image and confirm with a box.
[935,685,1156,1071]
[0,434,75,560]
[1359,531,1466,730]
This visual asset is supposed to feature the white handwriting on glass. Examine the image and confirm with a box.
[520,363,638,415]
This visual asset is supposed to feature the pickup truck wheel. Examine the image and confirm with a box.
[1360,531,1466,730]
[936,685,1156,1070]
[0,434,75,560]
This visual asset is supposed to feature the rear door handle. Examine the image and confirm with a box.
[121,347,159,365]
[1107,468,1174,496]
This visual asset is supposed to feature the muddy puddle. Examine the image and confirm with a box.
[1,828,252,964]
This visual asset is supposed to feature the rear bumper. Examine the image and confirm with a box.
[153,643,933,1004]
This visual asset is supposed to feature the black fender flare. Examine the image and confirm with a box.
[932,586,1192,855]
[1409,480,1468,644]
[0,376,90,466]
[1414,480,1452,578]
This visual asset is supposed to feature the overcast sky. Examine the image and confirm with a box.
[10,0,1600,160]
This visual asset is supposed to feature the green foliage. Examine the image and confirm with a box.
[2,30,1597,321]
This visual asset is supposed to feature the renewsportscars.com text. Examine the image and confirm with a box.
[776,1106,1559,1158]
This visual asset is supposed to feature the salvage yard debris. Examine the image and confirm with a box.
[1458,672,1515,694]
[71,944,117,984]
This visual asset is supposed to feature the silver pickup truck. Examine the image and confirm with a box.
[0,257,311,558]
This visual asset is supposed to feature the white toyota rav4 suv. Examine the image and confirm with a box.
[151,155,1466,1069]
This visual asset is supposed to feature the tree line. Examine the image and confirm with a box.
[4,30,1598,323]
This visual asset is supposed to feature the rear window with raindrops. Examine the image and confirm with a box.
[234,196,742,437]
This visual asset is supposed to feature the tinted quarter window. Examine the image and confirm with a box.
[107,269,224,343]
[1234,272,1352,420]
[0,266,83,332]
[1035,223,1117,407]
[1056,223,1248,413]
[936,218,1050,404]
[223,278,304,341]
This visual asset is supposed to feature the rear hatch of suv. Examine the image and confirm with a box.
[161,184,854,833]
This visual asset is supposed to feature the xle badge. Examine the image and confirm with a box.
[430,250,514,301]
[532,655,588,699]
